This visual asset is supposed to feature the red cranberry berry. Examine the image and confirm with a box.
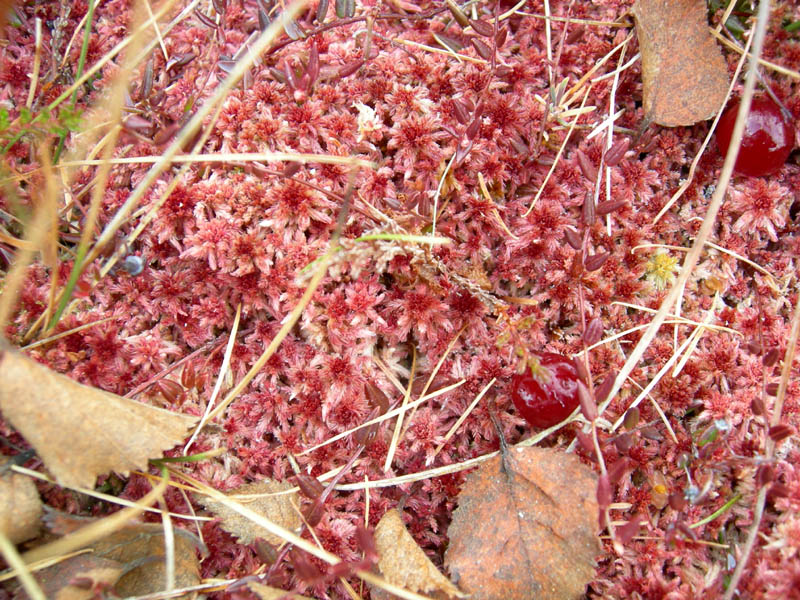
[511,353,582,428]
[716,95,796,177]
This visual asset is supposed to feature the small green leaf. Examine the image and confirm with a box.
[697,424,719,447]
[32,108,50,124]
[19,107,32,124]
[0,108,9,132]
[58,107,83,132]
[724,15,747,40]
[784,20,800,33]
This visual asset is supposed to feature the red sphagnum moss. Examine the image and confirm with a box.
[1,0,799,598]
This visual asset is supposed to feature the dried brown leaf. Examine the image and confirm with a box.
[632,0,729,126]
[198,480,301,546]
[91,523,202,597]
[371,508,464,599]
[444,447,600,600]
[19,554,123,600]
[0,463,42,544]
[0,350,196,489]
[42,508,96,535]
[22,523,201,599]
[249,582,314,599]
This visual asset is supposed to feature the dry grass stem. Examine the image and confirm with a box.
[22,475,169,565]
[514,12,631,28]
[300,380,466,457]
[428,378,496,465]
[184,304,242,453]
[524,85,592,216]
[60,152,375,168]
[0,159,58,330]
[401,326,466,438]
[158,497,176,592]
[432,152,456,235]
[0,532,45,600]
[25,18,42,109]
[384,348,417,472]
[385,36,487,64]
[11,465,211,522]
[710,27,800,79]
[21,316,115,350]
[562,33,633,107]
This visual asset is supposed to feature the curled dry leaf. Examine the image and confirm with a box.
[632,0,729,126]
[198,480,301,546]
[0,350,196,489]
[90,523,202,597]
[248,582,314,599]
[20,524,202,599]
[42,507,96,535]
[19,553,123,600]
[0,461,42,544]
[371,508,465,600]
[444,447,600,600]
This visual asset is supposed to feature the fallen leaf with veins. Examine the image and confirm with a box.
[633,0,729,127]
[198,480,302,546]
[371,508,465,599]
[444,446,600,600]
[0,350,196,489]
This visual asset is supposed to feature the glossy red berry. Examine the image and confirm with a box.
[716,96,796,177]
[511,353,582,428]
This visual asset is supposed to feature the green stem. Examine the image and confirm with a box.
[52,0,97,164]
[690,493,742,529]
[151,449,223,465]
[46,244,88,331]
[72,0,97,106]
[1,130,27,154]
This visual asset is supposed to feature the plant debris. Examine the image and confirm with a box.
[371,508,464,599]
[0,460,42,544]
[0,350,196,488]
[0,0,799,597]
[21,523,202,598]
[94,524,201,597]
[23,553,124,600]
[198,480,302,546]
[445,447,600,600]
[632,0,729,126]
[249,582,314,599]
